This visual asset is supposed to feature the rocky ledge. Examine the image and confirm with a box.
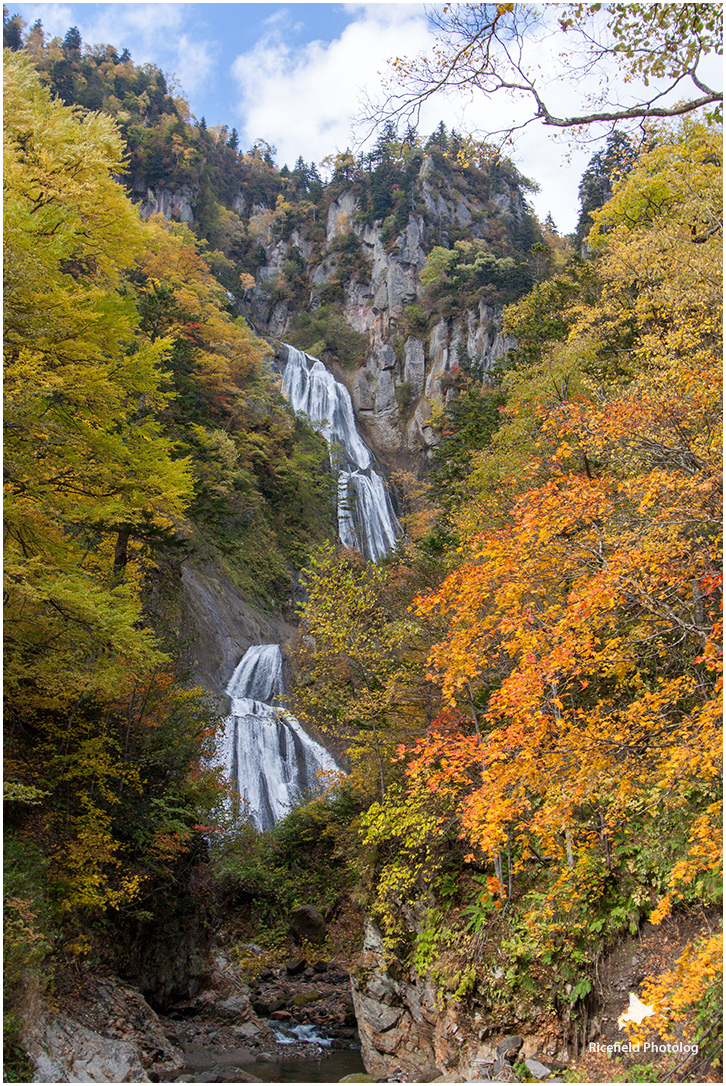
[352,921,568,1083]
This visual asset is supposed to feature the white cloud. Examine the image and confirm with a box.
[174,34,217,96]
[16,3,188,54]
[13,4,75,40]
[229,5,595,230]
[16,4,215,106]
[231,7,434,163]
[230,2,721,233]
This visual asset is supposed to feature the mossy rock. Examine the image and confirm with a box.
[291,990,323,1007]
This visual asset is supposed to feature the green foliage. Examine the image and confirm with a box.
[574,130,641,247]
[3,6,23,50]
[621,1064,661,1084]
[433,376,506,508]
[211,787,363,935]
[396,381,415,414]
[347,119,722,1048]
[4,835,55,999]
[288,304,370,369]
[129,215,337,601]
[5,26,722,1078]
[413,907,446,974]
[421,238,533,314]
[293,544,436,805]
[359,780,466,948]
[3,58,337,1036]
[3,1014,35,1084]
[461,879,498,935]
[400,303,429,338]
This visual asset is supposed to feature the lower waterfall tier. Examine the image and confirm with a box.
[214,644,339,831]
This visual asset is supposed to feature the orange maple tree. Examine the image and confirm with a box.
[402,120,721,975]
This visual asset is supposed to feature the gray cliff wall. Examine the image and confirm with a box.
[247,153,523,475]
[179,562,296,697]
[127,154,529,478]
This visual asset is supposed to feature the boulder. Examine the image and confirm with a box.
[497,1034,524,1059]
[285,957,307,976]
[252,996,286,1017]
[22,1006,151,1083]
[218,1070,264,1083]
[215,994,253,1023]
[525,1057,555,1079]
[290,904,327,945]
[19,976,187,1082]
[233,1021,264,1039]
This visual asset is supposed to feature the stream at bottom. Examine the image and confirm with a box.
[247,1021,365,1082]
[240,1050,366,1082]
[162,1003,366,1084]
[172,1021,366,1083]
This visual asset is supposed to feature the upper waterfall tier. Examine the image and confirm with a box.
[216,644,339,832]
[282,345,372,471]
[281,344,401,561]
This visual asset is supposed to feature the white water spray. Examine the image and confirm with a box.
[217,347,402,829]
[215,644,338,832]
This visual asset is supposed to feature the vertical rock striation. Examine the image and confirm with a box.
[246,152,527,474]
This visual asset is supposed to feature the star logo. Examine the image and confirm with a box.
[617,993,655,1030]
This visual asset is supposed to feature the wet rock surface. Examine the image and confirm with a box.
[180,561,295,696]
[157,955,362,1083]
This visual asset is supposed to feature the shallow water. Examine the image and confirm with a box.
[245,1046,366,1082]
[176,1035,366,1083]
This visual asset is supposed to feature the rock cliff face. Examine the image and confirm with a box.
[19,977,185,1083]
[245,153,524,475]
[133,179,198,223]
[352,921,569,1082]
[139,154,530,480]
[180,561,296,697]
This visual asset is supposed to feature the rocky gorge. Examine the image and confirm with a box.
[244,152,525,479]
[19,936,363,1083]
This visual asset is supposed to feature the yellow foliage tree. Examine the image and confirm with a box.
[3,53,219,917]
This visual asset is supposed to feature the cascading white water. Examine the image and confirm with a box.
[216,348,401,830]
[281,344,401,562]
[215,644,339,832]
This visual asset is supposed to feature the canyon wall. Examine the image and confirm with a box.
[243,152,524,476]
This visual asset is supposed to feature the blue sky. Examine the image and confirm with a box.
[9,3,723,233]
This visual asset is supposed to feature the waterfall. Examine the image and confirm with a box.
[215,644,339,832]
[281,344,402,562]
[216,347,401,829]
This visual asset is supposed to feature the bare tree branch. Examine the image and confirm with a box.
[359,3,723,146]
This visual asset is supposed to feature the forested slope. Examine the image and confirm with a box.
[3,46,335,1074]
[300,117,722,1082]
